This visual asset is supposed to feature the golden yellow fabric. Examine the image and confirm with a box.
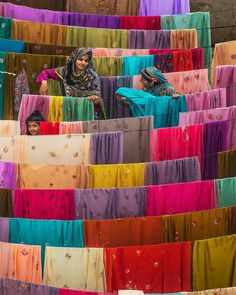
[193,234,236,291]
[66,26,129,49]
[170,29,198,49]
[48,96,64,122]
[89,163,145,188]
[11,19,67,46]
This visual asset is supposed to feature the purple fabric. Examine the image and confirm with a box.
[62,12,120,29]
[215,65,236,107]
[3,2,63,24]
[144,156,201,186]
[0,277,31,294]
[30,285,59,295]
[0,162,16,189]
[203,121,228,180]
[128,30,170,49]
[0,217,9,242]
[90,131,124,164]
[185,88,227,111]
[100,76,132,119]
[139,0,190,16]
[74,187,147,220]
[155,52,173,73]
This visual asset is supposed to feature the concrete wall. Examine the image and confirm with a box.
[190,0,236,45]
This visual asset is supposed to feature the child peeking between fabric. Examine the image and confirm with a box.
[26,111,45,135]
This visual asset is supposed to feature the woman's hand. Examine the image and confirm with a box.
[172,93,180,100]
[88,95,100,105]
[39,80,48,95]
[115,94,130,106]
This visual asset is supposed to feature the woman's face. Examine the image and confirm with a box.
[27,122,40,135]
[75,54,89,72]
[140,76,153,88]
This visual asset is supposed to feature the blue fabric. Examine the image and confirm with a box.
[0,51,6,119]
[122,55,154,76]
[0,38,25,53]
[115,87,187,128]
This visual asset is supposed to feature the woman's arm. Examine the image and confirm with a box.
[36,69,61,95]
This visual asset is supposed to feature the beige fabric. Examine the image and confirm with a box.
[0,121,20,135]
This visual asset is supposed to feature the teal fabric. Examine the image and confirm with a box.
[9,218,84,265]
[161,12,212,70]
[0,51,6,119]
[0,17,12,39]
[215,177,236,207]
[122,55,154,76]
[0,38,25,53]
[115,87,187,128]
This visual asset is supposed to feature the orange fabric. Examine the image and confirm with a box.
[170,29,198,49]
[84,216,162,247]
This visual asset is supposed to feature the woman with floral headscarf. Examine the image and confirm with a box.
[36,47,104,118]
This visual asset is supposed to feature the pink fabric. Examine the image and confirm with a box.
[13,189,75,220]
[214,65,236,106]
[179,105,236,150]
[92,48,149,57]
[185,88,227,111]
[150,125,204,166]
[18,94,50,134]
[59,290,113,295]
[0,2,4,16]
[133,69,211,94]
[36,69,60,83]
[59,122,84,134]
[146,180,216,216]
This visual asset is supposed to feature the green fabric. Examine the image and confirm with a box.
[216,177,236,207]
[9,218,84,266]
[218,150,236,179]
[66,26,129,48]
[63,96,94,121]
[48,79,63,96]
[193,234,236,290]
[161,12,212,70]
[94,56,123,76]
[0,51,6,119]
[115,87,187,128]
[0,17,12,39]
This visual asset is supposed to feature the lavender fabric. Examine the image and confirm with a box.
[139,0,190,16]
[100,76,132,119]
[0,277,31,295]
[30,285,59,295]
[90,131,124,164]
[144,156,201,186]
[0,217,9,242]
[128,30,170,49]
[62,12,120,29]
[0,162,16,189]
[203,121,228,180]
[74,187,147,220]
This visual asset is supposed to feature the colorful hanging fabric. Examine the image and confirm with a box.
[14,68,30,114]
[0,51,6,119]
[120,16,161,30]
[0,189,13,217]
[0,38,25,52]
[192,48,204,70]
[59,122,83,134]
[105,242,191,293]
[128,30,170,49]
[39,122,60,135]
[13,189,75,220]
[146,180,215,216]
[63,97,94,122]
[122,55,154,76]
[47,96,64,122]
[216,177,236,208]
[0,16,12,38]
[0,120,20,135]
[84,216,162,247]
[170,29,198,49]
[0,161,16,189]
[172,49,193,72]
[154,52,173,73]
[94,56,123,76]
[139,0,190,15]
[218,150,236,179]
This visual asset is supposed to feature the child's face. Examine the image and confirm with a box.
[28,122,40,135]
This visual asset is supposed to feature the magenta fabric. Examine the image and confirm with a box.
[13,189,75,220]
[18,94,50,135]
[215,65,236,106]
[150,125,204,166]
[185,88,227,111]
[146,180,216,216]
[0,162,16,189]
[120,16,161,30]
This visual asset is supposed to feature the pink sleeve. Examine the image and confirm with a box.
[36,69,61,83]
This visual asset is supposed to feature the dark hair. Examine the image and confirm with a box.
[26,111,45,135]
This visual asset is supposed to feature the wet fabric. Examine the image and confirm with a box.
[192,234,236,290]
[13,189,75,220]
[74,187,147,220]
[84,216,162,247]
[105,242,191,293]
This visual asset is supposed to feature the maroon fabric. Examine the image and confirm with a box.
[120,16,161,30]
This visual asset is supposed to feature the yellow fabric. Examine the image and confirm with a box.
[170,29,198,49]
[89,163,145,188]
[48,96,64,122]
[43,246,106,291]
[93,57,123,76]
[66,26,129,48]
[193,234,236,291]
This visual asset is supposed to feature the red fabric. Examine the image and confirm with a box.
[120,16,161,30]
[14,189,75,220]
[172,50,193,72]
[149,49,181,55]
[105,242,191,293]
[39,122,60,135]
[192,48,204,70]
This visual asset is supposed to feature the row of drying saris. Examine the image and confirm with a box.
[0,176,236,219]
[0,232,235,292]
